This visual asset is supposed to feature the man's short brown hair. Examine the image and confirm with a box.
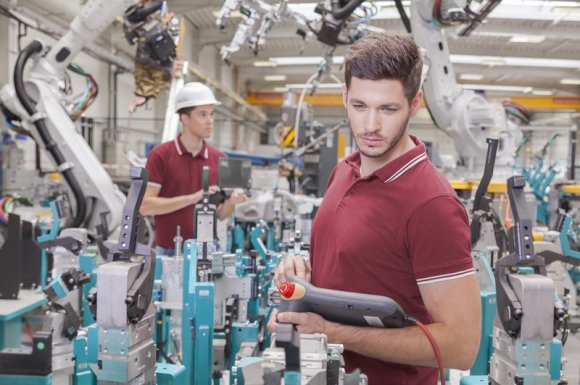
[345,32,423,104]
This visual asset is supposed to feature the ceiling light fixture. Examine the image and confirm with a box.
[461,84,534,93]
[269,55,580,69]
[460,73,484,80]
[509,35,546,43]
[254,61,277,67]
[531,90,554,96]
[211,10,243,18]
[480,59,507,67]
[264,75,287,81]
[560,78,580,85]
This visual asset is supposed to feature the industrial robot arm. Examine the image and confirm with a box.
[0,0,141,234]
[410,0,521,177]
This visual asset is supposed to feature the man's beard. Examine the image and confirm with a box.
[348,113,411,159]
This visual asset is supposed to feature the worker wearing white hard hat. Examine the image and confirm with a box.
[141,82,248,256]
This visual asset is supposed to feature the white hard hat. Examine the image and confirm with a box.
[175,82,221,112]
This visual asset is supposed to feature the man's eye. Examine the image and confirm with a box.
[382,108,397,113]
[353,105,365,110]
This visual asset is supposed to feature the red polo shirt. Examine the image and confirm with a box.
[311,136,473,385]
[145,135,225,248]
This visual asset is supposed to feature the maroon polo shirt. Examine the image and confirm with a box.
[145,135,225,248]
[311,135,474,385]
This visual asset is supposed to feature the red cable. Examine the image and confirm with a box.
[413,319,446,385]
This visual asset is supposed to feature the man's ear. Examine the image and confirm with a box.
[342,83,348,108]
[409,91,423,117]
[179,113,187,126]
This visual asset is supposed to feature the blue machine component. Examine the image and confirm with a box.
[46,276,68,299]
[559,215,580,260]
[550,339,562,381]
[535,167,558,225]
[460,375,488,385]
[156,363,187,385]
[182,240,215,385]
[223,151,281,166]
[86,324,98,367]
[229,322,260,365]
[232,224,245,252]
[37,200,61,288]
[73,335,96,385]
[471,291,496,376]
[233,356,264,385]
[284,371,301,385]
[250,220,269,259]
[0,374,52,385]
[79,254,98,327]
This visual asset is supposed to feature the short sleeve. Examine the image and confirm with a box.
[404,195,474,286]
[145,149,165,188]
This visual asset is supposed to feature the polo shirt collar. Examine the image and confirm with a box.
[174,134,209,159]
[345,135,428,183]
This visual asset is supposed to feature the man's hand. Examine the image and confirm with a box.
[273,255,311,288]
[226,188,248,206]
[267,309,331,334]
[190,185,220,204]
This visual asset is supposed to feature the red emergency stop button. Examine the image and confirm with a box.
[279,282,295,298]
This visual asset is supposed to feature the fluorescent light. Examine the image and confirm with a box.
[264,75,287,82]
[269,56,344,66]
[480,59,506,67]
[286,83,342,90]
[367,1,580,21]
[532,90,554,96]
[451,55,580,69]
[509,35,546,43]
[460,73,484,81]
[560,78,580,85]
[461,84,534,93]
[501,1,580,7]
[254,61,277,67]
[273,87,288,92]
[269,54,580,70]
[211,10,243,18]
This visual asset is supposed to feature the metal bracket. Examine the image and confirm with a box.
[495,175,549,337]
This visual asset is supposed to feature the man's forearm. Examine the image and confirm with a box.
[140,194,199,216]
[327,321,472,370]
[217,201,235,220]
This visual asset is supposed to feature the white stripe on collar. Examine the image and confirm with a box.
[174,138,183,155]
[204,148,208,159]
[384,153,428,183]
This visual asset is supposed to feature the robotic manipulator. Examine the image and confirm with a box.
[0,0,178,236]
[411,0,521,178]
[216,0,521,179]
[216,0,383,79]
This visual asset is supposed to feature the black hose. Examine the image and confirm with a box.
[395,0,412,33]
[331,0,365,21]
[14,40,87,228]
[125,0,163,23]
[472,138,498,213]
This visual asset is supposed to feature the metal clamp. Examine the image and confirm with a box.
[57,162,74,172]
[28,111,46,123]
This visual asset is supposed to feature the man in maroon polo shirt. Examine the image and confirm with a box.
[140,82,247,255]
[268,33,481,385]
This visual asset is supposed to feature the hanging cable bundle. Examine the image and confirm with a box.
[66,63,99,121]
[0,195,33,225]
[502,100,531,125]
